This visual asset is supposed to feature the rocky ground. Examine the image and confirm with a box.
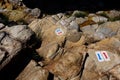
[0,0,120,80]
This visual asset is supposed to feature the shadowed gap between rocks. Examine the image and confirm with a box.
[80,53,89,79]
[0,48,42,80]
[22,0,120,14]
[48,72,54,80]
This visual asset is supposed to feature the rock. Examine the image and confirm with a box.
[87,49,120,72]
[45,46,85,80]
[81,24,98,35]
[0,23,5,30]
[0,24,36,70]
[52,15,60,21]
[1,35,22,54]
[28,15,88,80]
[16,60,49,80]
[0,32,6,42]
[0,48,7,64]
[94,21,120,40]
[109,65,120,80]
[72,10,88,17]
[86,13,108,23]
[0,35,22,70]
[1,9,120,80]
[75,17,87,25]
[57,19,69,26]
[8,10,26,22]
[65,16,75,23]
[8,0,22,6]
[69,21,79,31]
[105,10,120,19]
[29,8,41,18]
[91,16,108,23]
[29,14,84,44]
[29,18,66,47]
[36,42,59,60]
[66,30,82,42]
[96,10,120,21]
[57,13,64,19]
[0,1,41,24]
[5,25,34,43]
[81,36,120,80]
[80,21,120,43]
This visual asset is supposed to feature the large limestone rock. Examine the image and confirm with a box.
[81,36,120,80]
[28,14,85,80]
[0,24,35,70]
[81,21,120,44]
[28,11,120,80]
[1,10,120,80]
[44,45,86,79]
[29,15,82,45]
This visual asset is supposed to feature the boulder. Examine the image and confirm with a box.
[0,24,35,70]
[81,21,120,43]
[81,36,120,80]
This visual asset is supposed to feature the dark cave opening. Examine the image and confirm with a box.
[22,0,120,14]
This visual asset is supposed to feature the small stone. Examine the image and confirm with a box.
[30,8,41,17]
[96,11,104,14]
[5,25,34,43]
[91,16,108,23]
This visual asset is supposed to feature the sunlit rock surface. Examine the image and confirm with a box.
[0,0,120,80]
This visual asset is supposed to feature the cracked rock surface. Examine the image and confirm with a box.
[0,24,35,70]
[0,2,120,79]
[26,10,120,80]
